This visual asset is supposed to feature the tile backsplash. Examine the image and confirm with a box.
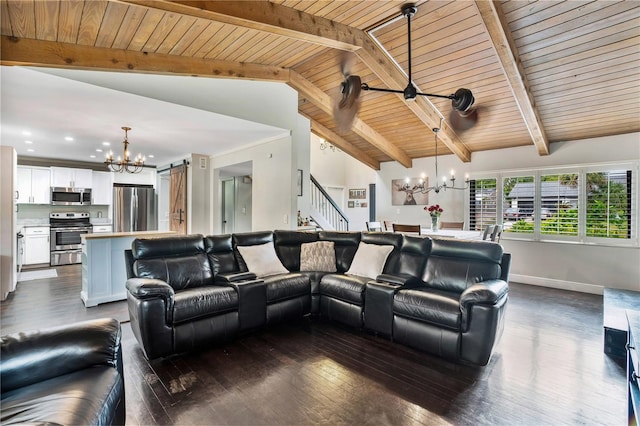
[17,204,109,221]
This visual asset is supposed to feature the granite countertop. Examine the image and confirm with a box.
[17,219,50,227]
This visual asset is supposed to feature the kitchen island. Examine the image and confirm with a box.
[81,231,175,307]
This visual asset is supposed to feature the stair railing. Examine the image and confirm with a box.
[309,174,349,231]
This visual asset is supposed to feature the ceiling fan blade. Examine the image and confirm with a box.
[339,51,357,78]
[449,88,478,131]
[449,106,478,132]
[334,74,361,132]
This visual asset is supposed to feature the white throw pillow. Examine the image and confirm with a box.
[236,242,289,278]
[346,242,394,279]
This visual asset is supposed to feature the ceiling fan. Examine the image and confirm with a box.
[335,3,478,132]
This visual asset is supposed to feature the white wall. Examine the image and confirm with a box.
[188,154,211,235]
[377,132,640,293]
[310,133,377,231]
[310,132,639,293]
[211,136,293,233]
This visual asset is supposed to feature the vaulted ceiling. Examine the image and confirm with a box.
[1,0,639,170]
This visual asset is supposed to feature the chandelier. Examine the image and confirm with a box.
[104,127,145,174]
[416,125,469,194]
[319,138,337,152]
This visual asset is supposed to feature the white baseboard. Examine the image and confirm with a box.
[509,274,604,295]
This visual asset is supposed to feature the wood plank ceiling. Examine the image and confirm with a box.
[1,0,639,170]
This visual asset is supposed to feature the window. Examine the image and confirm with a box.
[467,163,636,246]
[469,178,497,231]
[540,173,579,237]
[586,170,632,239]
[502,175,534,235]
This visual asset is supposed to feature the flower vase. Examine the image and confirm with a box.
[431,216,439,232]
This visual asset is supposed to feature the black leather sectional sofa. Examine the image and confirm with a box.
[125,230,511,366]
[0,318,125,425]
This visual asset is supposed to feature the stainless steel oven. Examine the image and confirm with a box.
[49,212,92,266]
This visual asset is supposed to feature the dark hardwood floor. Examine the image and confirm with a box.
[1,265,626,425]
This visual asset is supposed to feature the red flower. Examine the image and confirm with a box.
[425,204,443,217]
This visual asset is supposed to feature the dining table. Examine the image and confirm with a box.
[420,229,483,240]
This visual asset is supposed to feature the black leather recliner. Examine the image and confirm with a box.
[125,234,247,360]
[391,238,511,366]
[0,318,125,425]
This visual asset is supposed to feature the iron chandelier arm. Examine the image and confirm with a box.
[360,83,456,100]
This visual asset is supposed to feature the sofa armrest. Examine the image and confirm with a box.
[126,278,175,325]
[215,271,257,284]
[1,318,122,393]
[375,273,423,289]
[459,279,509,331]
[126,277,174,299]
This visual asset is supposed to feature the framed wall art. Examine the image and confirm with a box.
[391,178,429,206]
[349,188,366,199]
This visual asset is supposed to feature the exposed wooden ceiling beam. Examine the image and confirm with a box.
[289,71,412,168]
[120,0,469,162]
[0,36,290,81]
[0,35,409,167]
[117,0,362,51]
[305,117,380,171]
[474,0,550,156]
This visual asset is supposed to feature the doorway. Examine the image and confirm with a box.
[219,161,253,234]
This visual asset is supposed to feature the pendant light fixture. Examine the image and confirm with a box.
[104,126,145,174]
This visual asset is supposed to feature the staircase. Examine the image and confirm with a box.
[309,175,349,231]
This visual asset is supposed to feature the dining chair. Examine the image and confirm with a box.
[440,221,464,230]
[383,220,394,231]
[392,223,422,235]
[482,224,493,240]
[366,221,383,232]
[490,225,503,242]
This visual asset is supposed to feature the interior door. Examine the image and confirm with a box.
[170,164,187,234]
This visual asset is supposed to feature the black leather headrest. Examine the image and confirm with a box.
[131,234,205,260]
[430,238,503,263]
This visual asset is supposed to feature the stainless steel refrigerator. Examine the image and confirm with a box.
[113,184,157,232]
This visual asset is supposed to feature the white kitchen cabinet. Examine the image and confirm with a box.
[17,166,51,204]
[92,171,113,205]
[92,225,113,233]
[23,226,50,265]
[50,167,93,188]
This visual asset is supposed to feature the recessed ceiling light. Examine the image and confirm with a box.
[102,141,110,146]
[148,154,155,158]
[24,140,33,144]
[22,131,31,136]
[96,148,103,153]
[27,148,34,153]
[90,155,96,159]
[65,136,74,141]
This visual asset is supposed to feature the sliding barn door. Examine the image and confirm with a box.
[170,164,187,234]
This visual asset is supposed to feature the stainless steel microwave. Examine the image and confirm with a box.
[50,187,92,206]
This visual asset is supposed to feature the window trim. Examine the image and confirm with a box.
[467,161,639,248]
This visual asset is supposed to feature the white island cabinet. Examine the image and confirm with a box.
[81,231,175,307]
